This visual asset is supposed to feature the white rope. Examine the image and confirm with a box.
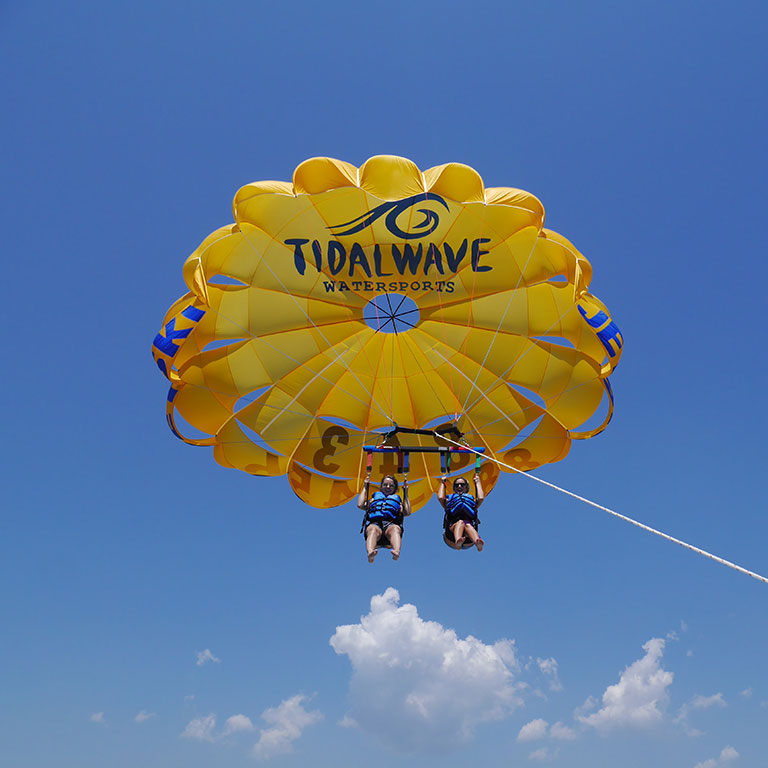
[440,434,768,585]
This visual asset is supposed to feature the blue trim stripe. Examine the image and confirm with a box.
[166,413,184,440]
[153,318,193,356]
[578,305,623,358]
[153,305,206,358]
[182,306,205,322]
[597,321,623,357]
[578,305,608,328]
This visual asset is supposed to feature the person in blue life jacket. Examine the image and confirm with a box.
[358,474,411,563]
[438,473,485,551]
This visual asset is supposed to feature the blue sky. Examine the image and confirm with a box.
[2,1,767,766]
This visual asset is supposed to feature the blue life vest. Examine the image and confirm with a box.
[367,491,402,523]
[445,492,477,521]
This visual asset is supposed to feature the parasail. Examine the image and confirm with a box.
[152,155,623,511]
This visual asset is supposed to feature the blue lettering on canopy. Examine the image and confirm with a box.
[153,306,205,356]
[578,305,623,358]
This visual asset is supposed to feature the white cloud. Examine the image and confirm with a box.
[134,710,155,723]
[252,695,322,760]
[693,746,739,768]
[529,746,558,761]
[739,688,752,698]
[196,649,221,666]
[577,638,673,731]
[181,714,217,742]
[574,695,597,718]
[537,657,563,692]
[89,712,105,724]
[222,714,254,735]
[676,692,727,734]
[330,588,524,753]
[518,719,548,742]
[337,715,358,728]
[692,693,726,710]
[549,721,577,741]
[518,718,576,745]
[180,697,319,757]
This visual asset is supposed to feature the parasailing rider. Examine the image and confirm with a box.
[358,474,412,563]
[439,472,485,551]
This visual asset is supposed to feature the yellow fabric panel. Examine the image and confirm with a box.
[545,373,606,430]
[484,187,545,222]
[236,387,315,453]
[232,180,294,220]
[293,157,358,194]
[288,462,358,508]
[172,381,235,435]
[449,200,542,248]
[424,163,485,202]
[291,420,368,479]
[179,340,272,397]
[537,229,593,291]
[243,356,340,417]
[408,332,488,415]
[301,187,378,247]
[422,341,521,423]
[208,283,358,337]
[371,375,417,429]
[183,225,243,287]
[294,360,373,425]
[501,414,571,471]
[451,231,542,303]
[234,189,311,240]
[424,283,607,366]
[214,419,289,476]
[400,479,433,514]
[462,380,544,442]
[505,342,602,408]
[188,224,334,302]
[359,155,425,199]
[192,226,266,285]
[318,370,385,428]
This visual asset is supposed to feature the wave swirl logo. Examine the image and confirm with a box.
[327,193,449,240]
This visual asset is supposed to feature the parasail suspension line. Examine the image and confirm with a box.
[439,435,768,586]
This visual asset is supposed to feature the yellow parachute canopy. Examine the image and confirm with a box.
[152,155,623,510]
